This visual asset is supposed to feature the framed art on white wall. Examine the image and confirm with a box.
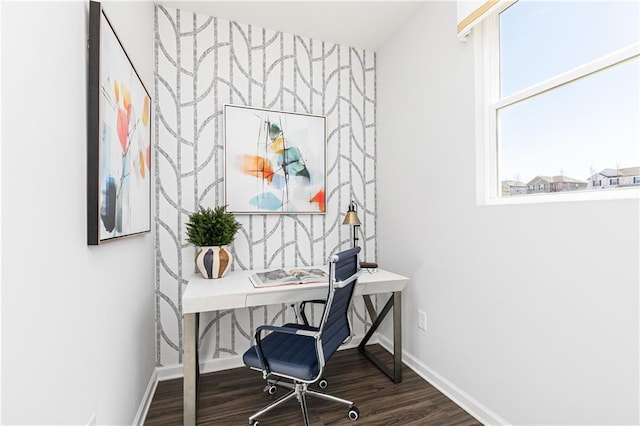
[87,1,152,245]
[224,105,326,214]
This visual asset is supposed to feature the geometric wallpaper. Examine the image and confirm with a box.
[154,5,377,367]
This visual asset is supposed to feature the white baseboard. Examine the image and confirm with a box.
[133,367,158,426]
[377,334,509,426]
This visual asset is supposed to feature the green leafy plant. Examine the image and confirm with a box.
[186,206,241,247]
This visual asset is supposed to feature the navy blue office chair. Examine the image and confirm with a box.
[242,247,362,426]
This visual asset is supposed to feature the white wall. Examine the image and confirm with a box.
[377,3,639,425]
[1,1,156,424]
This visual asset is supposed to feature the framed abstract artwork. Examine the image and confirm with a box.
[87,1,151,245]
[224,105,326,214]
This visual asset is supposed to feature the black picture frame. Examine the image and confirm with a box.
[87,1,152,245]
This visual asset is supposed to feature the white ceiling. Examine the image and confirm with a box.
[158,1,426,51]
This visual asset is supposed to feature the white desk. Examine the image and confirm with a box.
[182,268,409,425]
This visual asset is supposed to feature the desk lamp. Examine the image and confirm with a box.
[343,200,378,269]
[342,200,361,248]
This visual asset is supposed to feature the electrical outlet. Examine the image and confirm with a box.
[418,310,426,331]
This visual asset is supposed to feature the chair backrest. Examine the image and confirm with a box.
[318,247,361,362]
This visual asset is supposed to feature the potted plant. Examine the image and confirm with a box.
[186,205,241,279]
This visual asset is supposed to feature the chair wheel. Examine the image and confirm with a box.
[318,378,328,389]
[348,406,359,420]
[264,384,277,395]
[249,421,259,426]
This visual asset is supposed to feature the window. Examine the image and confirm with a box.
[634,177,640,185]
[610,178,619,186]
[477,1,640,202]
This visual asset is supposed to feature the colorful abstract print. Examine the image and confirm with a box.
[99,13,151,240]
[225,105,326,213]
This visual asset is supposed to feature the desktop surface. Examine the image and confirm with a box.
[183,267,408,314]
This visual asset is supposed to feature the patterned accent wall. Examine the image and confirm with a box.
[154,5,377,366]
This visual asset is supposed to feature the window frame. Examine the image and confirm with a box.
[474,3,640,205]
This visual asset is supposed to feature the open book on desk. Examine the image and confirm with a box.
[249,268,328,288]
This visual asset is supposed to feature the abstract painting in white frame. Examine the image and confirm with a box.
[224,105,326,214]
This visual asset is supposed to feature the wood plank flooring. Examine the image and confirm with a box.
[145,345,481,425]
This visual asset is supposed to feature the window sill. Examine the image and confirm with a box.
[482,187,640,206]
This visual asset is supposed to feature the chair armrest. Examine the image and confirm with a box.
[333,270,362,288]
[299,300,326,326]
[301,299,326,306]
[256,324,318,338]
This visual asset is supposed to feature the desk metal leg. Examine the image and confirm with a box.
[183,312,199,426]
[358,291,402,383]
[392,291,402,381]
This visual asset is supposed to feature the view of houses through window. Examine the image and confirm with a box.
[497,1,639,197]
[502,167,640,196]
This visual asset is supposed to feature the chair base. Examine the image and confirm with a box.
[248,379,358,426]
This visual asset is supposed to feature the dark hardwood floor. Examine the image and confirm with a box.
[145,345,481,425]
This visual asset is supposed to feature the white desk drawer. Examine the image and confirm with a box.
[245,286,327,307]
